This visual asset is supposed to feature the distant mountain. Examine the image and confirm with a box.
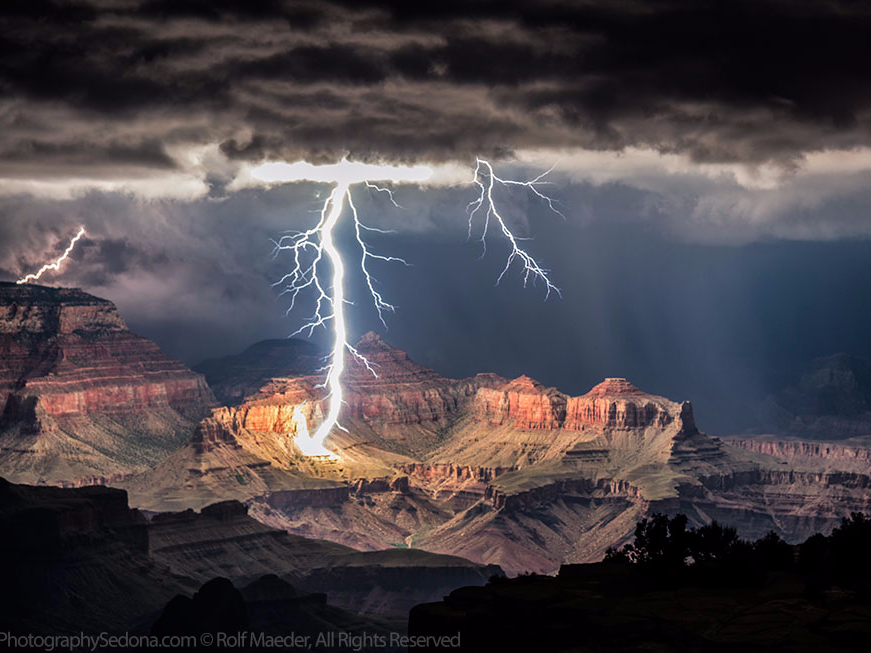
[757,353,871,439]
[0,283,216,485]
[194,339,322,406]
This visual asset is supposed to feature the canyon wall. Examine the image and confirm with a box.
[0,283,216,483]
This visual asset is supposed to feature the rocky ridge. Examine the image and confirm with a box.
[0,476,499,636]
[121,332,871,575]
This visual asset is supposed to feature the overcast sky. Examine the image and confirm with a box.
[3,0,871,433]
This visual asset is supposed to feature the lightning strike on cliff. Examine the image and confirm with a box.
[256,158,561,458]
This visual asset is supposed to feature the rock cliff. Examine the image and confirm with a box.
[0,476,189,633]
[0,283,216,484]
[120,332,871,575]
[473,376,681,431]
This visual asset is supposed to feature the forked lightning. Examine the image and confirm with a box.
[264,159,562,458]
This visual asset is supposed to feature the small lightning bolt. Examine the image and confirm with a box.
[17,226,86,285]
[265,158,562,458]
[468,158,562,299]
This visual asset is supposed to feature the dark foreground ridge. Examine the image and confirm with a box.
[4,474,871,651]
[0,476,496,648]
[410,513,871,652]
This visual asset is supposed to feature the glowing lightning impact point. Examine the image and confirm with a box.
[17,226,86,285]
[291,402,333,458]
[262,158,562,459]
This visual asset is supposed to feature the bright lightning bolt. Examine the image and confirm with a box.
[17,226,86,285]
[260,158,562,459]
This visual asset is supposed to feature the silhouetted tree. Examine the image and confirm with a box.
[604,512,871,596]
[689,521,742,565]
[830,512,871,578]
[605,515,792,586]
[605,514,691,568]
[752,531,794,571]
[798,512,871,593]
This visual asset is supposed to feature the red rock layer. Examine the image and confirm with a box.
[0,283,217,486]
[0,283,216,426]
[727,437,871,463]
[191,409,243,454]
[564,378,676,430]
[474,376,567,429]
[228,378,317,434]
[484,477,643,511]
[211,336,696,448]
[401,463,515,485]
[341,332,500,426]
[473,375,685,432]
[223,333,505,434]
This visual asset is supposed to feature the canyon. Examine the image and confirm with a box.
[3,283,871,579]
[119,330,871,575]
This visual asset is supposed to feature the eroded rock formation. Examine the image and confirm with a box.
[6,287,870,580]
[128,333,871,575]
[0,283,216,484]
[0,476,493,636]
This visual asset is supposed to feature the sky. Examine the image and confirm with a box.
[2,0,871,433]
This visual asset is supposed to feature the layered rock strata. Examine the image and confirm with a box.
[8,298,868,581]
[0,283,216,484]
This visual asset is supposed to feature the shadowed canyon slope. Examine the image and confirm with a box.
[756,354,871,439]
[409,551,871,652]
[0,476,497,635]
[0,283,216,484]
[194,339,322,407]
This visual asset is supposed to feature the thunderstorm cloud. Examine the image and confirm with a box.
[2,1,871,179]
[3,1,871,434]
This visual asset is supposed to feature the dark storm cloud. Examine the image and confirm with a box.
[3,0,871,435]
[0,139,175,168]
[2,0,871,173]
[0,182,342,359]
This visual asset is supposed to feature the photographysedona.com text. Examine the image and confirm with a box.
[0,631,462,651]
[0,633,197,651]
